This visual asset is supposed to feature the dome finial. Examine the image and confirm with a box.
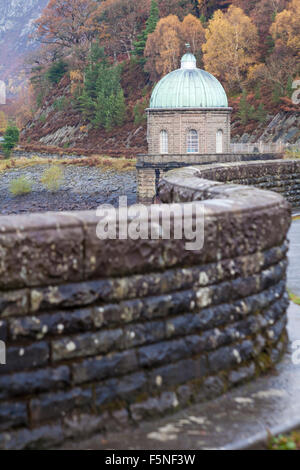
[181,46,197,70]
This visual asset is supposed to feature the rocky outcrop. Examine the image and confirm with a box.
[233,112,300,145]
[0,0,48,92]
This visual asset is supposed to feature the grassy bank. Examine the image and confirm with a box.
[0,155,136,174]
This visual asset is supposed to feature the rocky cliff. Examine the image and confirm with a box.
[0,0,48,95]
[232,112,300,145]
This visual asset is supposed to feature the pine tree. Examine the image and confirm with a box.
[286,76,294,98]
[272,84,283,104]
[249,105,256,120]
[46,60,68,85]
[78,89,95,120]
[254,85,261,100]
[78,46,126,130]
[113,87,126,127]
[133,0,159,63]
[105,94,115,131]
[2,125,19,158]
[256,103,267,123]
[238,91,250,125]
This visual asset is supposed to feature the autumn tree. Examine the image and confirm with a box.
[270,0,300,56]
[247,45,298,99]
[158,0,223,19]
[249,0,288,58]
[203,6,259,90]
[144,14,206,81]
[92,0,150,60]
[34,0,100,69]
[181,14,206,65]
[35,0,99,48]
[0,111,7,134]
[144,15,182,80]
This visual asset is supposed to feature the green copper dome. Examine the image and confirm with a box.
[150,53,228,109]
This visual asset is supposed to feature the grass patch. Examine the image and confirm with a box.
[268,431,300,450]
[10,176,32,196]
[0,156,53,173]
[284,149,300,159]
[0,155,136,174]
[288,289,300,306]
[59,155,136,172]
[41,165,64,191]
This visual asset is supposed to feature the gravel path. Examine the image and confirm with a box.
[0,165,137,214]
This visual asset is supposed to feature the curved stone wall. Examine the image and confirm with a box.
[190,159,300,207]
[0,164,291,449]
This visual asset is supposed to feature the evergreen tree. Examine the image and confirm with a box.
[78,45,126,130]
[254,85,261,100]
[249,104,256,120]
[133,0,159,63]
[2,125,19,158]
[78,89,95,120]
[114,88,126,127]
[256,103,267,123]
[46,60,68,84]
[272,83,283,104]
[238,91,250,125]
[286,76,294,98]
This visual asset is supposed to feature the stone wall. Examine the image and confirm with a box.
[193,159,300,207]
[147,109,231,155]
[0,164,291,449]
[137,153,283,203]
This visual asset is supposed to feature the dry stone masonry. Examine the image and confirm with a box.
[0,161,292,449]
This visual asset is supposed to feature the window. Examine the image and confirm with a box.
[216,129,223,153]
[187,129,199,153]
[160,130,168,154]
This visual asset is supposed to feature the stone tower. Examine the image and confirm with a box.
[147,52,231,155]
[137,51,232,203]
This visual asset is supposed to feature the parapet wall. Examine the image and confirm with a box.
[137,153,283,203]
[0,164,291,449]
[192,159,300,207]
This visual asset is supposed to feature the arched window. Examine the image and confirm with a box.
[160,130,168,154]
[187,129,199,153]
[216,129,223,153]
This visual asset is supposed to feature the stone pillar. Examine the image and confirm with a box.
[137,168,157,204]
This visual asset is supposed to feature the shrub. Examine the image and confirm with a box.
[10,176,32,196]
[53,97,68,111]
[41,165,64,191]
[2,125,19,158]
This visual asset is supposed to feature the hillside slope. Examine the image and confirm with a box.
[20,70,299,156]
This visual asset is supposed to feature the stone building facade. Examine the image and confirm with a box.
[137,52,233,202]
[147,51,232,156]
[147,108,231,155]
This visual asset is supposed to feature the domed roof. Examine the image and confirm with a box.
[149,53,228,109]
